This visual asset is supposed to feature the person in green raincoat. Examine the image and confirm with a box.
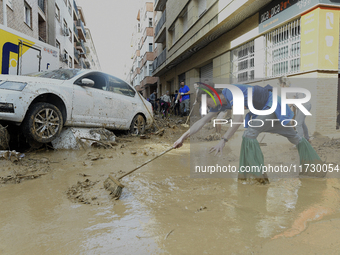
[173,83,323,184]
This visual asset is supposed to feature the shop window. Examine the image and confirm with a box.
[264,18,301,77]
[231,41,255,83]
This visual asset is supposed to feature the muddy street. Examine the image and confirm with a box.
[1,124,340,255]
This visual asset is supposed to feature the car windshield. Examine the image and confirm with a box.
[25,69,84,80]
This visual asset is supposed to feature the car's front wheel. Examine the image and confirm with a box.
[130,114,145,135]
[23,102,63,143]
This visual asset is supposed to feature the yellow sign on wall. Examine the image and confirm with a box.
[301,7,340,71]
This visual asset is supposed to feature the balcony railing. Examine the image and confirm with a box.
[38,0,45,13]
[76,40,86,54]
[78,58,86,69]
[155,10,166,38]
[74,47,79,62]
[73,23,78,38]
[153,48,166,71]
[73,0,79,17]
[154,0,166,11]
[158,48,166,67]
[76,19,86,38]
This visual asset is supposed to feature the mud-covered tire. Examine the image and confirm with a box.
[129,114,145,135]
[23,102,63,143]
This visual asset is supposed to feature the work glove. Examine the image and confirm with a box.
[180,92,184,95]
[175,100,178,104]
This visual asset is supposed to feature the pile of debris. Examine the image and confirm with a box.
[66,179,100,204]
[322,138,340,148]
[52,127,117,150]
[153,116,183,130]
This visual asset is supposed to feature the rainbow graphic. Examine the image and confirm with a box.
[197,82,222,106]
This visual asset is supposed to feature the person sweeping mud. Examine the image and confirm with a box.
[173,83,323,183]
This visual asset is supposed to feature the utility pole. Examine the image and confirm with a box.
[3,0,7,27]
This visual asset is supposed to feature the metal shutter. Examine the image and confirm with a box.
[200,62,213,81]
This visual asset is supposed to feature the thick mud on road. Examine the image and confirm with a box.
[1,124,340,254]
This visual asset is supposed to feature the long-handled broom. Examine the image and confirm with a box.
[181,102,196,128]
[104,147,174,199]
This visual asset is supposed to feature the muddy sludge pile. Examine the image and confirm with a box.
[66,179,101,205]
[0,154,51,184]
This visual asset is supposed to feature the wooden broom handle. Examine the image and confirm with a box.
[118,147,174,180]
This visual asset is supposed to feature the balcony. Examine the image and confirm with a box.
[153,48,166,71]
[155,10,166,43]
[133,67,140,78]
[142,27,154,42]
[76,40,86,58]
[85,59,91,69]
[141,76,158,87]
[141,52,155,68]
[73,1,80,20]
[74,47,79,64]
[38,0,45,13]
[155,10,166,37]
[73,23,79,42]
[154,0,166,11]
[76,19,87,41]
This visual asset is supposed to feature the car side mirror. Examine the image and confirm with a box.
[80,78,94,87]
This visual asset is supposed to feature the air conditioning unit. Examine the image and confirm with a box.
[62,27,70,36]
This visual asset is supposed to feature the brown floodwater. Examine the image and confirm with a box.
[1,136,340,254]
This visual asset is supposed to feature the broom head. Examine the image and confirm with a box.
[104,175,125,200]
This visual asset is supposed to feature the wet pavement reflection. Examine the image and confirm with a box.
[1,142,340,254]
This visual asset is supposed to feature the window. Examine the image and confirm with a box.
[69,56,72,68]
[149,18,153,27]
[149,64,153,76]
[63,19,68,30]
[63,50,69,64]
[68,0,72,15]
[55,4,60,21]
[24,1,32,27]
[149,43,153,52]
[264,19,301,77]
[56,40,60,49]
[69,28,72,42]
[138,23,141,32]
[231,41,255,83]
[63,19,68,36]
[107,75,136,97]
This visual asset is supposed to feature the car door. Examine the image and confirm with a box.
[71,72,116,126]
[105,75,137,129]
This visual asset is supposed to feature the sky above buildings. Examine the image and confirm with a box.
[79,0,140,80]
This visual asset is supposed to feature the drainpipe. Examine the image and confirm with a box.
[3,0,7,26]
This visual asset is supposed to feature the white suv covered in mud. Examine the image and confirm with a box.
[0,69,153,144]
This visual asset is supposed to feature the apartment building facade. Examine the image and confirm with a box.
[0,0,99,71]
[153,0,340,134]
[129,1,158,98]
[84,28,101,70]
[0,0,56,44]
[55,0,73,68]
